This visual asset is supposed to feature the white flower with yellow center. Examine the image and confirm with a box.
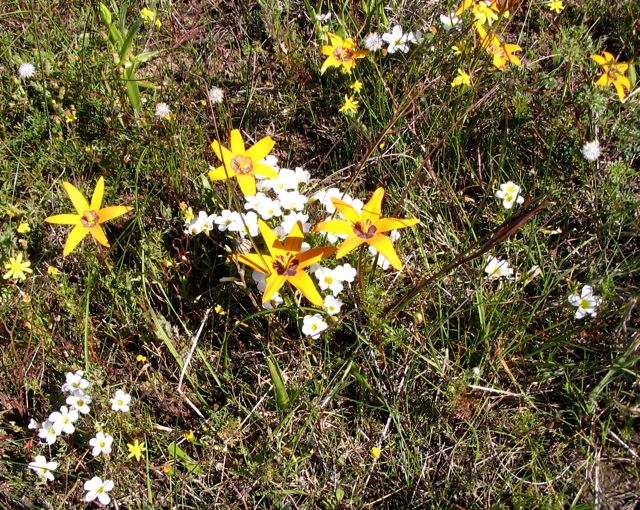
[302,314,328,339]
[495,181,525,209]
[568,285,602,319]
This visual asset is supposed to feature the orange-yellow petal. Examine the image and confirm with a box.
[236,174,257,196]
[282,221,304,253]
[246,135,275,162]
[263,273,287,303]
[45,213,80,225]
[590,53,606,66]
[98,206,132,223]
[374,217,419,233]
[208,164,233,181]
[63,224,90,257]
[335,235,367,259]
[296,246,337,269]
[259,220,285,259]
[314,219,354,236]
[90,177,105,211]
[62,182,90,215]
[286,271,323,306]
[362,187,385,222]
[612,80,627,101]
[232,252,272,274]
[331,198,362,224]
[368,234,402,270]
[252,163,279,179]
[89,224,110,248]
[594,73,609,87]
[229,129,245,156]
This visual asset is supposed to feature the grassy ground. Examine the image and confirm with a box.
[1,0,639,508]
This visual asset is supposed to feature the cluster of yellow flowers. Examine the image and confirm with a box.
[207,130,419,306]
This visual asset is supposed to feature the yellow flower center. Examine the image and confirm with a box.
[231,155,254,175]
[353,220,376,239]
[81,210,99,228]
[579,298,591,309]
[273,254,300,276]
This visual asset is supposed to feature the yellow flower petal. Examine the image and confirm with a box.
[287,271,324,306]
[90,177,105,211]
[98,205,132,223]
[368,234,403,270]
[63,224,90,257]
[263,273,287,302]
[229,129,245,155]
[362,187,385,221]
[245,135,276,162]
[45,213,80,224]
[62,181,90,215]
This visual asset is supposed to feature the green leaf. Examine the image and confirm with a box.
[167,442,202,474]
[118,19,142,63]
[267,354,290,409]
[98,3,112,26]
[123,67,142,114]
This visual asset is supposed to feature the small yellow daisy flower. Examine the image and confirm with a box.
[17,222,31,234]
[451,68,471,87]
[546,0,564,13]
[349,80,363,94]
[371,447,381,459]
[127,439,147,462]
[3,253,33,281]
[339,95,359,115]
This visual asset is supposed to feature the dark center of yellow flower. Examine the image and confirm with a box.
[353,220,376,239]
[81,210,99,228]
[273,254,299,276]
[333,46,354,62]
[231,155,254,175]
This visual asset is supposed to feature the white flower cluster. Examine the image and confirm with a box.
[185,157,311,239]
[364,25,423,53]
[27,370,132,505]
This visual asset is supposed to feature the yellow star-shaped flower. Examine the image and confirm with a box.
[44,177,133,257]
[127,439,146,462]
[314,187,419,270]
[208,129,277,196]
[320,33,367,75]
[232,220,336,306]
[591,51,631,101]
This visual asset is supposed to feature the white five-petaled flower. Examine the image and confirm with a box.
[110,389,131,412]
[581,140,601,162]
[495,181,525,209]
[302,314,328,339]
[185,211,216,235]
[66,391,91,414]
[28,455,58,482]
[18,62,36,79]
[61,370,90,394]
[568,285,602,319]
[48,406,79,435]
[323,295,343,315]
[38,420,59,445]
[382,25,414,54]
[363,32,383,52]
[89,431,114,457]
[208,87,224,104]
[84,476,114,505]
[314,266,344,296]
[484,256,514,280]
[439,13,461,31]
[154,102,171,119]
